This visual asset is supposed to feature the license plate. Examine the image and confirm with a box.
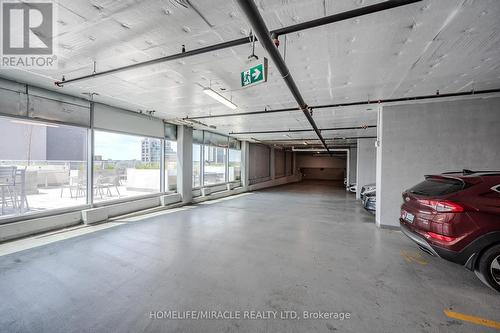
[403,211,415,223]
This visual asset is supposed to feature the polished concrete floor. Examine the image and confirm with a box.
[0,181,498,333]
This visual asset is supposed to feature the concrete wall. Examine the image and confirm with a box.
[249,143,271,183]
[296,154,346,168]
[356,138,376,199]
[296,153,346,181]
[376,97,500,228]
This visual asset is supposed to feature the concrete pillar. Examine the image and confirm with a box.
[241,141,250,188]
[177,125,193,204]
[356,138,376,199]
[292,152,297,175]
[348,147,357,186]
[270,147,276,180]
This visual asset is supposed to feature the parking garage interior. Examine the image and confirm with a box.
[0,0,499,332]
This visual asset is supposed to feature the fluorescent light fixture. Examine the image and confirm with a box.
[203,88,237,110]
[292,148,328,152]
[11,120,59,128]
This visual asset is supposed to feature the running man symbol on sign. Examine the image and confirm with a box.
[240,59,267,87]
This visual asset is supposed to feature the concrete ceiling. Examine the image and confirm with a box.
[0,0,499,145]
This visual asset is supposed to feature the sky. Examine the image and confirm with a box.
[94,131,145,160]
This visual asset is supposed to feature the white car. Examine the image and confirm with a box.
[360,183,376,200]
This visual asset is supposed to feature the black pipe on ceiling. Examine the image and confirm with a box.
[235,0,331,154]
[260,136,377,142]
[184,88,500,120]
[55,0,422,86]
[272,0,421,36]
[230,125,376,135]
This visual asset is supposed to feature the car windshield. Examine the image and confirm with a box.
[409,178,464,196]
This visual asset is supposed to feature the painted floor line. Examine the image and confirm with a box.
[444,309,500,330]
[400,249,428,265]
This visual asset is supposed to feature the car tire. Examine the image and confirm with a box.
[475,244,500,292]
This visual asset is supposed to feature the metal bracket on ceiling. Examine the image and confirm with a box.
[248,30,259,61]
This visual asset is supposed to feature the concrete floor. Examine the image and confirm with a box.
[0,181,498,333]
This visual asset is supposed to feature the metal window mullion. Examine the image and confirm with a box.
[160,139,165,193]
[200,131,205,187]
[225,147,229,183]
[87,101,95,206]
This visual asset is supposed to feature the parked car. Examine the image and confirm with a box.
[400,170,500,291]
[348,183,357,193]
[361,183,376,201]
[363,190,376,213]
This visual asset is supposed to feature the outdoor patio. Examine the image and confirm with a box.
[0,185,156,221]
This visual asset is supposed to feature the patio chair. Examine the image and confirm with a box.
[0,166,18,215]
[60,172,86,199]
[95,175,121,198]
[14,169,29,213]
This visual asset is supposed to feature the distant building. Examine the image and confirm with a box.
[0,118,86,162]
[141,138,161,163]
[165,140,176,159]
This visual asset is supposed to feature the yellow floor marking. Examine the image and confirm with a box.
[444,309,500,330]
[400,250,428,265]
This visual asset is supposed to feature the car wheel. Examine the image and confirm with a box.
[475,244,500,292]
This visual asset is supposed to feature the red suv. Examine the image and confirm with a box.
[400,170,500,291]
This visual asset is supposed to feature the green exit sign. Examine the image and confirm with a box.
[241,58,268,87]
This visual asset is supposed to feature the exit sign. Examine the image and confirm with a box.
[241,58,268,87]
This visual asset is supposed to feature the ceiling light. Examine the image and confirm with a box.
[11,120,59,128]
[203,88,237,110]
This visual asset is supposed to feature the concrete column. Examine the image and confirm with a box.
[177,125,193,204]
[241,141,250,188]
[356,138,376,199]
[348,147,357,186]
[292,152,297,175]
[270,147,276,180]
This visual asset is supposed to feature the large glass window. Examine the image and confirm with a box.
[192,144,202,188]
[0,116,87,221]
[228,149,241,181]
[204,146,226,185]
[165,140,177,192]
[93,130,160,203]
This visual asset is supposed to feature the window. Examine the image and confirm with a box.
[204,145,226,185]
[165,140,177,192]
[228,149,241,181]
[192,144,202,188]
[409,177,464,196]
[93,130,160,203]
[0,116,87,221]
[192,130,240,188]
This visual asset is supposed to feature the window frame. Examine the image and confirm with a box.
[0,113,243,224]
[92,128,163,204]
[0,116,90,223]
